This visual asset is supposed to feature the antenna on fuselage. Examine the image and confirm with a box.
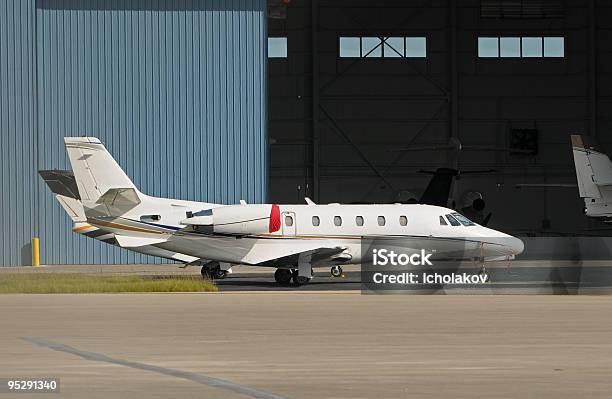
[305,197,316,205]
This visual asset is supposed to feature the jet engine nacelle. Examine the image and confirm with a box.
[182,204,281,235]
[459,190,486,213]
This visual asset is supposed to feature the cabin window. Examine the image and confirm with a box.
[312,216,320,226]
[445,214,461,226]
[285,215,294,226]
[377,216,386,226]
[439,216,448,225]
[399,215,408,226]
[356,215,364,226]
[334,216,342,226]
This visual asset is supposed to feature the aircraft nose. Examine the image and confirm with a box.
[479,232,524,258]
[506,236,524,256]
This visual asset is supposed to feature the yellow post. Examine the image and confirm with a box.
[32,237,40,267]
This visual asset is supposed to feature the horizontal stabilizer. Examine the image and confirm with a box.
[97,188,141,207]
[39,170,80,199]
[56,195,86,222]
[114,235,168,248]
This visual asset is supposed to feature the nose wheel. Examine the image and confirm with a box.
[478,265,489,283]
[330,266,343,277]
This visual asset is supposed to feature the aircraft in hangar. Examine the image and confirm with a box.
[40,137,524,285]
[571,134,612,222]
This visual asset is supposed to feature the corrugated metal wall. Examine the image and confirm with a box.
[0,0,37,266]
[1,0,268,265]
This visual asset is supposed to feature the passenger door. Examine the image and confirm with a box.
[282,211,297,236]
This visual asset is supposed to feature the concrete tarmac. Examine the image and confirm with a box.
[1,294,612,398]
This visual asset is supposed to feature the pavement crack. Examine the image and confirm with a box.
[21,336,288,399]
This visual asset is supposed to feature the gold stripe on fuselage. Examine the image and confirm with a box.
[72,224,95,232]
[87,218,164,235]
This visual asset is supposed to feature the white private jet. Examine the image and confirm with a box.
[571,134,612,221]
[40,137,524,285]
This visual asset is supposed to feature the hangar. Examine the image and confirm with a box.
[0,0,609,265]
[268,0,607,236]
[0,0,268,265]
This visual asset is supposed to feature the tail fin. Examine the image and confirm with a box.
[571,135,612,219]
[64,137,141,208]
[419,168,458,207]
[571,135,612,199]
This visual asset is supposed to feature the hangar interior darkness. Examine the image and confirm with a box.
[267,0,611,236]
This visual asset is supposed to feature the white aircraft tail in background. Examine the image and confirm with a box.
[571,134,612,221]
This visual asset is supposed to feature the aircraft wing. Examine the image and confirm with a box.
[242,240,348,267]
[114,235,170,248]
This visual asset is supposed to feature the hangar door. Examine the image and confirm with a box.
[34,0,268,264]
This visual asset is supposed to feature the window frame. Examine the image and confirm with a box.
[477,35,565,59]
[334,216,343,227]
[478,37,499,58]
[268,37,288,59]
[445,214,461,226]
[312,215,320,227]
[355,215,364,227]
[339,36,428,59]
[377,216,386,227]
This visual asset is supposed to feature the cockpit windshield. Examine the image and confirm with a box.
[451,212,475,226]
[445,214,461,226]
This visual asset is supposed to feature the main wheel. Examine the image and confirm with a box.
[200,266,211,279]
[292,270,312,286]
[212,267,228,279]
[274,268,293,284]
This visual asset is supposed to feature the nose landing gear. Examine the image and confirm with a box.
[478,265,489,283]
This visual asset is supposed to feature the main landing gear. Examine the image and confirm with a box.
[330,266,343,278]
[200,261,229,279]
[275,252,314,286]
[273,269,312,285]
[274,268,293,284]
